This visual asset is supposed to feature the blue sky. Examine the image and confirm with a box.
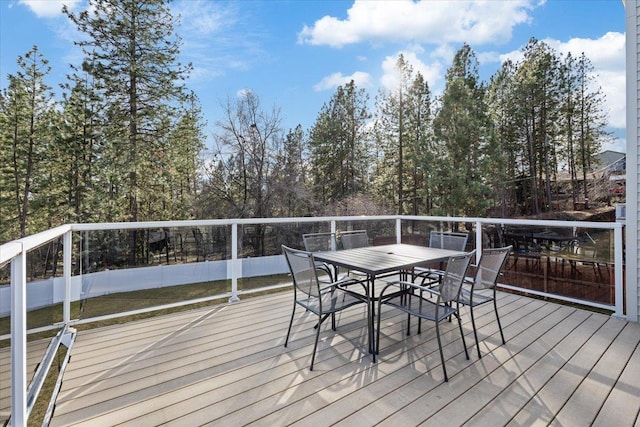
[0,0,627,153]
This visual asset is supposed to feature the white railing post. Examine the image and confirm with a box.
[396,217,402,244]
[11,247,27,426]
[64,230,72,324]
[475,220,483,261]
[330,220,337,250]
[614,224,624,318]
[229,222,240,303]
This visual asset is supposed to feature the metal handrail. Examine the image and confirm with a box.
[0,214,625,425]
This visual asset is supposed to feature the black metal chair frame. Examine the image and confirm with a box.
[338,230,370,249]
[282,245,369,371]
[376,251,474,382]
[302,232,339,282]
[413,231,469,285]
[458,246,512,358]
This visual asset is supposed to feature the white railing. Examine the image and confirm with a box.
[0,215,625,426]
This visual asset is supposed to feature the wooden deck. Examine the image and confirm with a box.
[26,288,640,426]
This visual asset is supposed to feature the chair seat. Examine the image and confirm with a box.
[381,292,457,322]
[412,267,444,285]
[457,287,494,307]
[298,288,366,315]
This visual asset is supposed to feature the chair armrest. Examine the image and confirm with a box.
[320,277,368,294]
[381,280,441,297]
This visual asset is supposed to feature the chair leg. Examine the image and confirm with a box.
[315,313,330,330]
[494,298,505,345]
[310,316,321,371]
[370,301,376,362]
[285,303,297,347]
[435,320,448,382]
[456,311,469,360]
[376,301,382,359]
[470,305,481,359]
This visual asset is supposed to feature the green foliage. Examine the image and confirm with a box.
[433,44,492,217]
[0,13,613,243]
[64,0,194,223]
[308,80,372,204]
[0,46,56,240]
[372,55,434,215]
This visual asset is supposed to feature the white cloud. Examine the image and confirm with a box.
[547,32,624,71]
[18,0,81,18]
[172,0,236,36]
[171,0,266,84]
[313,71,372,91]
[597,70,625,129]
[379,47,444,93]
[298,0,537,48]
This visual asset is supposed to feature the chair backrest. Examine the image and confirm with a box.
[339,230,369,249]
[473,246,512,290]
[303,232,338,252]
[439,251,475,303]
[282,245,321,298]
[429,231,469,251]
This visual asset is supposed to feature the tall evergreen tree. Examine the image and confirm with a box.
[373,55,433,215]
[0,46,55,239]
[513,38,562,213]
[574,53,608,204]
[433,44,491,216]
[308,80,371,205]
[59,61,103,224]
[271,125,312,217]
[64,0,192,223]
[485,60,520,216]
[163,92,206,219]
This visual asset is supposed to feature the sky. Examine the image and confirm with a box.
[0,0,627,154]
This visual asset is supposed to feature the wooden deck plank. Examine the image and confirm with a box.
[279,294,534,427]
[182,295,528,426]
[591,323,640,426]
[458,310,607,426]
[330,296,553,426]
[506,316,632,427]
[371,302,576,427]
[425,309,624,425]
[40,291,640,427]
[0,339,51,421]
[550,320,640,426]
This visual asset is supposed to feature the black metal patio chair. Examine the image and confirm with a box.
[458,246,512,358]
[377,251,474,382]
[282,245,369,371]
[303,232,339,282]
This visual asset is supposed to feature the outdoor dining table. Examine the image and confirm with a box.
[313,243,464,361]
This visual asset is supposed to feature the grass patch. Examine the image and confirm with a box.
[1,274,291,344]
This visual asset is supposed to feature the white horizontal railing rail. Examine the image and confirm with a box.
[0,215,625,425]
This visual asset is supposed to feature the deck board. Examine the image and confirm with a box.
[28,289,639,427]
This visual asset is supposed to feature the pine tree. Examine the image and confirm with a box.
[513,38,562,213]
[64,0,192,223]
[433,44,491,216]
[308,80,371,205]
[59,61,103,223]
[485,60,520,216]
[372,55,434,215]
[0,46,55,239]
